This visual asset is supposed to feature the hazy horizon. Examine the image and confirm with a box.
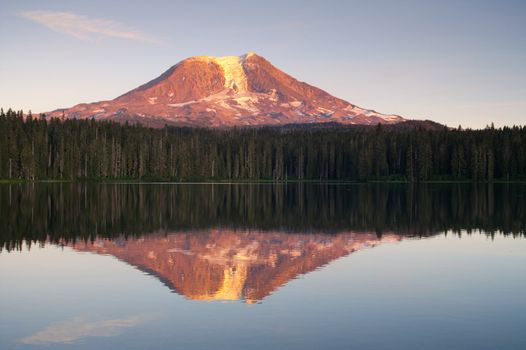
[1,0,525,128]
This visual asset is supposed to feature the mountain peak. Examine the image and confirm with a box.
[48,53,408,127]
[191,51,258,59]
[193,54,251,93]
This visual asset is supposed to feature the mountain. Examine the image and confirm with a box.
[47,52,408,127]
[71,229,403,303]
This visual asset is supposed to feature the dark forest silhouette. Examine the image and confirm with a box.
[1,109,525,182]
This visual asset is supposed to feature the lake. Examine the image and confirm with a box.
[1,183,525,350]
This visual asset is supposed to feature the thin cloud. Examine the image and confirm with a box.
[20,10,160,44]
[19,315,144,344]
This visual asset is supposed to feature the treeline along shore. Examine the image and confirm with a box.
[1,108,525,182]
[1,182,525,251]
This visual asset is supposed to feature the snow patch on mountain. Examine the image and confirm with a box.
[215,56,248,92]
[345,105,402,122]
[194,54,249,93]
[232,95,259,113]
[168,100,196,107]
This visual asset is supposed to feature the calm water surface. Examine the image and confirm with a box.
[1,183,525,350]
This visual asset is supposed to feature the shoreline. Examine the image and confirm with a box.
[1,179,525,185]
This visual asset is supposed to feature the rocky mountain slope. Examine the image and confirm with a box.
[47,52,408,127]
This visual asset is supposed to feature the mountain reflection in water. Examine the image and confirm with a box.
[71,230,402,303]
[1,183,525,350]
[1,183,525,302]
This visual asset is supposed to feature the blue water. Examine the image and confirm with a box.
[0,184,525,350]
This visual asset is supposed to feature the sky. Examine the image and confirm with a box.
[0,0,525,128]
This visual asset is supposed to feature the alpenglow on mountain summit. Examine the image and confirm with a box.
[47,52,408,127]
